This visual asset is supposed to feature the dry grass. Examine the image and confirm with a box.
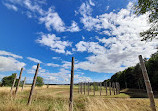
[0,85,157,111]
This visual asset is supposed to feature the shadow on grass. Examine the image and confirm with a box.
[121,88,158,98]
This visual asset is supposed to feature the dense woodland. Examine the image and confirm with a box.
[103,51,158,91]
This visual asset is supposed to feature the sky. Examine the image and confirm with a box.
[0,0,158,84]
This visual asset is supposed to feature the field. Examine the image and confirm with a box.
[0,85,158,111]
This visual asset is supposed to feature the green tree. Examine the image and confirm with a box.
[36,76,44,87]
[135,0,158,40]
[1,73,18,86]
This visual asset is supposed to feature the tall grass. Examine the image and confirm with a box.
[0,85,157,111]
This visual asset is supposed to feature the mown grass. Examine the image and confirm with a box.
[0,85,157,111]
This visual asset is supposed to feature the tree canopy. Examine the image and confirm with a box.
[103,51,158,91]
[36,76,44,87]
[1,73,18,86]
[135,0,158,41]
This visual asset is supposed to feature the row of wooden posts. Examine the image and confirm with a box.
[78,82,120,96]
[10,63,40,105]
[8,55,157,111]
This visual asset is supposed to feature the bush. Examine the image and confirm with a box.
[36,76,44,87]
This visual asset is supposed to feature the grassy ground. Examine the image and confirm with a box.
[0,85,157,111]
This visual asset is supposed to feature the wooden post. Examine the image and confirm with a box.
[113,82,116,95]
[100,82,102,96]
[69,57,74,111]
[93,82,95,96]
[27,63,40,105]
[15,68,23,96]
[118,82,120,94]
[10,73,17,94]
[106,82,108,96]
[116,82,118,95]
[78,83,80,94]
[81,82,83,94]
[139,55,156,111]
[88,82,90,95]
[21,77,26,91]
[84,82,86,95]
[109,82,111,95]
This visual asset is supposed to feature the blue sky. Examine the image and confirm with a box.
[0,0,157,84]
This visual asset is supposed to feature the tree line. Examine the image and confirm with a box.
[103,51,158,91]
[0,73,44,87]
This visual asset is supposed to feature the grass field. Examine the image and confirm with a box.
[0,85,158,111]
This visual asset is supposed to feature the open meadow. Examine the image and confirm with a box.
[0,85,158,111]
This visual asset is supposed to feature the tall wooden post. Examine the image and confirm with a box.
[21,77,26,91]
[81,82,83,94]
[109,82,111,95]
[113,82,116,95]
[139,55,156,111]
[100,82,102,96]
[88,82,90,95]
[69,57,74,111]
[118,82,120,94]
[15,68,23,96]
[11,73,17,94]
[106,82,108,96]
[78,83,80,94]
[84,82,86,95]
[93,82,95,96]
[27,63,40,105]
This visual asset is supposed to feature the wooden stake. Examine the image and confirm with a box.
[139,55,156,111]
[93,82,95,96]
[88,82,90,95]
[84,82,86,95]
[78,83,79,93]
[69,57,74,111]
[113,82,116,95]
[21,77,26,91]
[15,68,23,96]
[106,82,108,96]
[11,73,17,94]
[109,82,111,95]
[100,82,102,96]
[27,63,40,105]
[81,82,83,94]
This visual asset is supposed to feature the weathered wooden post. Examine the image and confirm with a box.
[100,82,102,96]
[10,73,17,94]
[15,68,23,96]
[139,55,156,111]
[93,82,95,96]
[81,82,83,94]
[113,82,116,95]
[109,82,111,95]
[21,77,26,91]
[84,82,86,95]
[116,82,118,95]
[106,82,108,96]
[78,83,80,94]
[27,63,40,105]
[88,82,90,95]
[69,57,74,111]
[118,82,120,94]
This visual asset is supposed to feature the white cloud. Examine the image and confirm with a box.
[75,2,158,73]
[3,3,18,11]
[46,63,60,67]
[27,65,46,74]
[3,0,80,32]
[89,0,95,6]
[27,57,42,63]
[52,57,61,60]
[37,33,72,54]
[0,50,25,71]
[0,50,23,59]
[39,7,80,32]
